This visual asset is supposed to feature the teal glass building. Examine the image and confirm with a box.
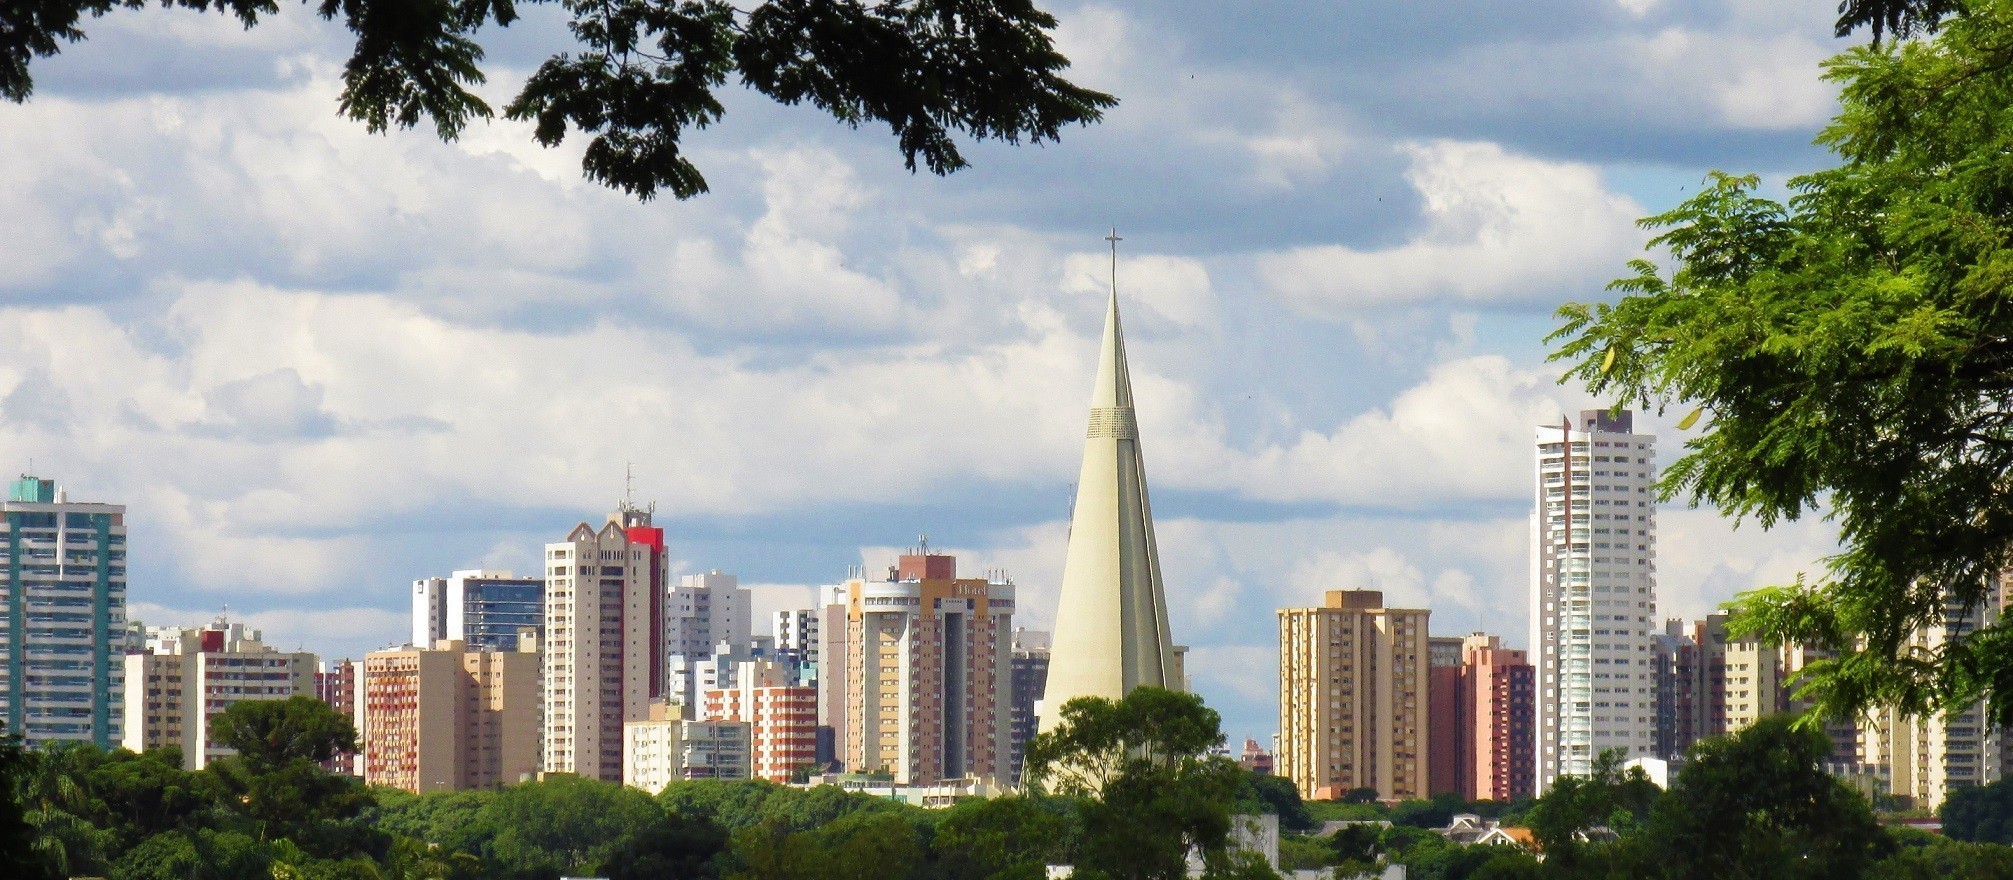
[1,475,127,747]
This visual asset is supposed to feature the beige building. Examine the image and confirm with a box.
[543,506,667,782]
[122,621,315,769]
[1720,637,1786,734]
[623,702,751,792]
[1278,590,1430,801]
[363,639,539,793]
[1852,596,2003,811]
[833,548,1014,785]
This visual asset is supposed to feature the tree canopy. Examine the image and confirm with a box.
[1022,686,1249,880]
[211,695,358,771]
[1942,775,2013,844]
[0,0,1113,200]
[1550,0,2013,730]
[1647,716,1889,880]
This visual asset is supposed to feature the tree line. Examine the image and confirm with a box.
[5,691,2013,880]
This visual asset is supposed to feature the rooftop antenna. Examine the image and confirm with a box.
[919,534,929,555]
[625,461,635,509]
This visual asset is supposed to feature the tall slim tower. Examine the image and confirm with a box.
[542,504,666,782]
[1530,409,1658,792]
[1038,236,1180,733]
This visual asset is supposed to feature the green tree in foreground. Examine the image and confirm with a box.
[1550,0,2013,731]
[1871,829,2013,880]
[0,725,53,880]
[931,795,1067,880]
[1647,716,1888,880]
[1233,772,1312,833]
[1943,775,2013,844]
[0,0,1113,200]
[1521,750,1654,860]
[1023,687,1253,880]
[212,695,359,771]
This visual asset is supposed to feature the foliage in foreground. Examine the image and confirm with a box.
[0,0,1114,201]
[1550,0,2013,730]
[10,701,2013,880]
[1275,717,1988,880]
[1024,686,1259,880]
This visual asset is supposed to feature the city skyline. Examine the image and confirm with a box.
[0,0,1856,745]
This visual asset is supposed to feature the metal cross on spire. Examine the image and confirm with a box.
[1105,227,1122,295]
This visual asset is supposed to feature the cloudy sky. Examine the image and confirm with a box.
[2,0,1855,741]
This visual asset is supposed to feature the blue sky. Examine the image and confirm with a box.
[1,0,1855,742]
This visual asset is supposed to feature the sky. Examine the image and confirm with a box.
[0,0,1859,743]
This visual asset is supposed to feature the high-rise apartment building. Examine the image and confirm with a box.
[667,571,750,656]
[817,583,849,762]
[1722,636,1786,734]
[836,549,1014,784]
[1,475,127,747]
[623,702,751,792]
[314,658,364,775]
[1694,615,1730,738]
[1427,638,1465,796]
[1452,633,1535,802]
[1277,590,1431,801]
[1531,409,1659,792]
[1007,627,1051,786]
[1652,614,1795,763]
[122,620,315,768]
[773,608,820,688]
[543,505,667,782]
[774,609,818,658]
[411,570,544,652]
[702,658,818,782]
[1428,637,1464,671]
[664,571,751,708]
[1857,596,2004,811]
[1651,619,1700,761]
[363,639,539,793]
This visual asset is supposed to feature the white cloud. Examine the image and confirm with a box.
[1656,507,1840,624]
[1060,251,1216,328]
[1633,28,1837,130]
[1160,355,1576,506]
[1257,140,1646,313]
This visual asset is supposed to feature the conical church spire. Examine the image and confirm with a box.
[1037,234,1180,735]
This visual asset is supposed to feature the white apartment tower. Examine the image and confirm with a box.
[1,475,128,747]
[774,609,818,657]
[542,505,667,782]
[666,571,750,656]
[1531,409,1659,792]
[664,570,751,708]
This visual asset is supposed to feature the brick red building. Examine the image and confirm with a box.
[704,658,819,782]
